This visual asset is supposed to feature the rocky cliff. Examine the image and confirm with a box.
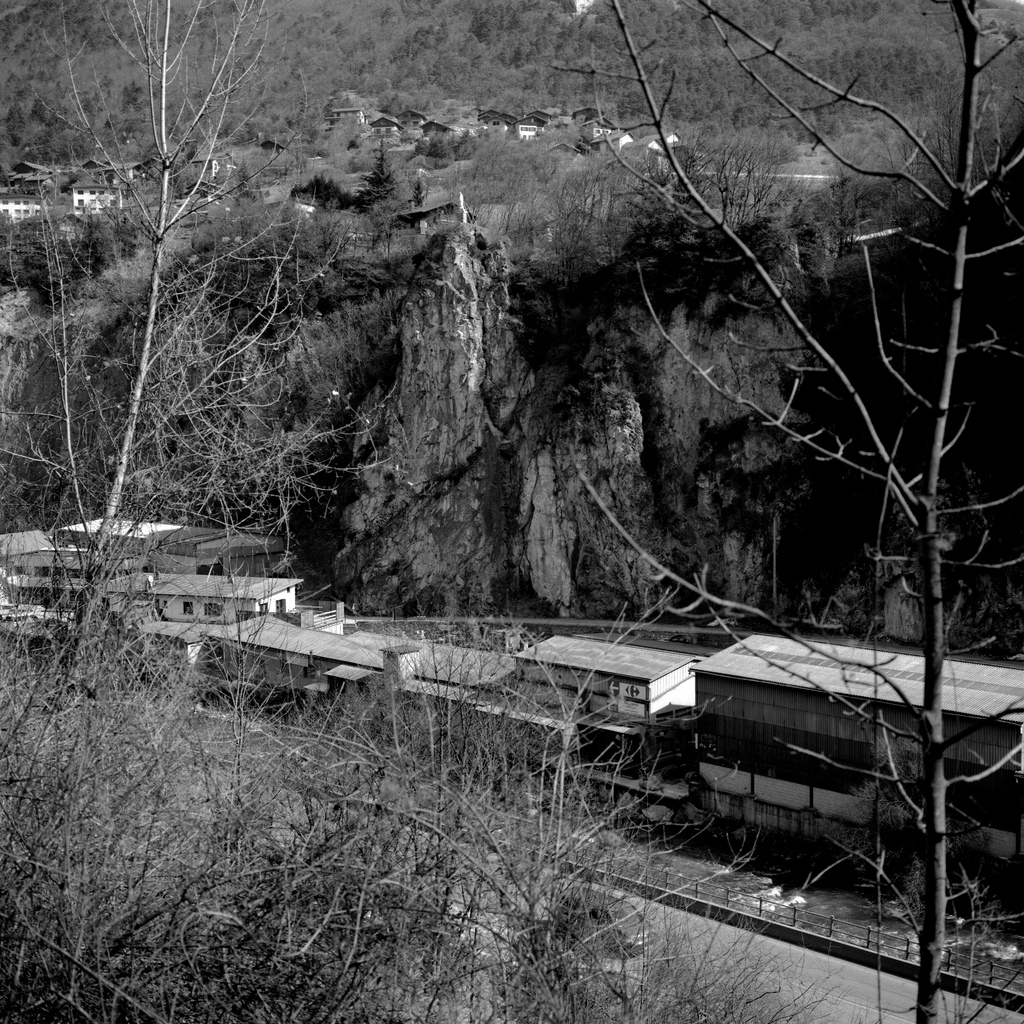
[334,227,803,617]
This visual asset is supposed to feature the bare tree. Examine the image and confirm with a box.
[600,2,1024,1022]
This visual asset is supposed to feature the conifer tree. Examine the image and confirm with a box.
[357,142,398,210]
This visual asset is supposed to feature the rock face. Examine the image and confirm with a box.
[335,227,800,617]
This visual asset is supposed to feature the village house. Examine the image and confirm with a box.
[79,159,143,183]
[420,119,452,135]
[513,114,549,140]
[579,116,617,139]
[395,192,468,235]
[71,181,124,214]
[477,109,515,131]
[369,115,403,136]
[623,128,681,152]
[393,109,428,129]
[107,572,302,624]
[589,129,634,154]
[325,107,366,129]
[693,635,1024,857]
[0,193,44,221]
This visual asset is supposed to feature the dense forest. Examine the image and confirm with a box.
[3,0,1024,167]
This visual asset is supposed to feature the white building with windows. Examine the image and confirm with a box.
[107,573,301,623]
[0,193,43,222]
[71,182,124,214]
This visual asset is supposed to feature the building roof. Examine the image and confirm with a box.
[695,635,1024,723]
[208,617,388,669]
[64,519,184,539]
[369,116,402,128]
[323,662,375,682]
[107,573,301,600]
[0,530,59,557]
[515,635,695,683]
[416,644,515,687]
[138,620,215,643]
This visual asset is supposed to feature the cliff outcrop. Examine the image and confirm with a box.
[334,227,801,617]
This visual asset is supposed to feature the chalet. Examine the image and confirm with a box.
[477,109,515,131]
[420,120,452,135]
[525,107,560,123]
[589,130,634,154]
[106,572,302,624]
[623,128,681,152]
[579,116,617,139]
[693,635,1024,856]
[325,107,366,129]
[79,159,143,183]
[572,105,601,123]
[369,115,403,135]
[513,114,548,140]
[10,161,52,177]
[395,193,468,234]
[0,193,44,221]
[514,635,696,723]
[393,109,427,128]
[187,151,232,180]
[71,181,124,214]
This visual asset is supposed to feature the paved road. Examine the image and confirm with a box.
[619,894,1023,1024]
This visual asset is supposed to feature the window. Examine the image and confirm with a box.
[182,601,194,615]
[275,599,286,614]
[259,601,268,614]
[204,602,223,617]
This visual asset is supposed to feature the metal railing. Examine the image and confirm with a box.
[600,865,1024,995]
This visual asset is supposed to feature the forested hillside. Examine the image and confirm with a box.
[3,0,1022,166]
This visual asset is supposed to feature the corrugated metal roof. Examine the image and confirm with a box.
[695,635,1024,723]
[204,618,387,669]
[416,644,514,686]
[515,635,693,682]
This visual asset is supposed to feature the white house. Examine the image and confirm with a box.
[107,573,302,623]
[71,182,124,214]
[0,193,43,222]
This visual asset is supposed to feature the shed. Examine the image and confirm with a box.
[514,635,696,721]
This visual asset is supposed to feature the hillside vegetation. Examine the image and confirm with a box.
[3,0,1023,167]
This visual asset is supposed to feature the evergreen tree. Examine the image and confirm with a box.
[356,143,398,210]
[6,103,25,148]
[412,175,427,207]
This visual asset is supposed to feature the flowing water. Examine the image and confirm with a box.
[623,836,1024,974]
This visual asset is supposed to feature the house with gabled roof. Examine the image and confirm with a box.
[393,109,428,128]
[589,129,634,154]
[477,109,515,131]
[325,107,366,129]
[513,114,549,140]
[420,119,452,135]
[369,115,403,135]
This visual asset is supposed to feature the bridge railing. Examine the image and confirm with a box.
[595,864,1024,995]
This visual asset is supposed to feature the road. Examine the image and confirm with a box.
[619,893,1023,1024]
